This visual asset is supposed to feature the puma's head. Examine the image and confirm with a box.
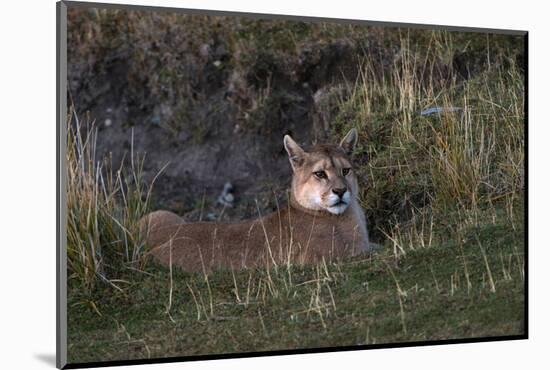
[283,128,360,215]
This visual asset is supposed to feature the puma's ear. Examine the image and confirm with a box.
[283,135,306,171]
[339,128,358,155]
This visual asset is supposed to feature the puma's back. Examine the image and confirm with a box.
[140,128,371,272]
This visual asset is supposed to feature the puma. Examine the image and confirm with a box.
[140,128,372,272]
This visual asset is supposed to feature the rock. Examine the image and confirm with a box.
[217,182,235,207]
[199,43,211,59]
[150,116,161,126]
[419,107,463,116]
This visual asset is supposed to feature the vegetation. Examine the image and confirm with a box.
[66,9,525,365]
[66,109,160,294]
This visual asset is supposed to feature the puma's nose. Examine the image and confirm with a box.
[332,188,347,198]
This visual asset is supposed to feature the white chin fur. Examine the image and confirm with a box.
[325,191,351,215]
[302,192,352,215]
[326,203,349,214]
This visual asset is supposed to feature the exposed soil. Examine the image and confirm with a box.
[67,16,371,221]
[66,9,524,228]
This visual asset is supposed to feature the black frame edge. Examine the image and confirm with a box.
[523,32,529,338]
[63,335,527,369]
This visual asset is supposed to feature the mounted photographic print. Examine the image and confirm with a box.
[56,1,527,368]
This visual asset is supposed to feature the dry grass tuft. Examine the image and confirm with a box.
[66,107,160,292]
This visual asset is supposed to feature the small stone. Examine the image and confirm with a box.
[199,44,211,58]
[104,118,112,127]
[217,182,235,207]
[419,107,463,116]
[224,193,235,203]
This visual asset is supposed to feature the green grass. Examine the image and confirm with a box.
[67,203,524,363]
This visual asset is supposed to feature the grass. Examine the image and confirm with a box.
[65,12,525,365]
[66,108,163,294]
[67,204,524,363]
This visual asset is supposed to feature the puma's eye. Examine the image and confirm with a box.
[314,171,327,179]
[342,168,351,176]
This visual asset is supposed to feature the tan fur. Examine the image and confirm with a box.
[140,129,371,273]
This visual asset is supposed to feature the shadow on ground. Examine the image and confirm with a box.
[34,353,56,367]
